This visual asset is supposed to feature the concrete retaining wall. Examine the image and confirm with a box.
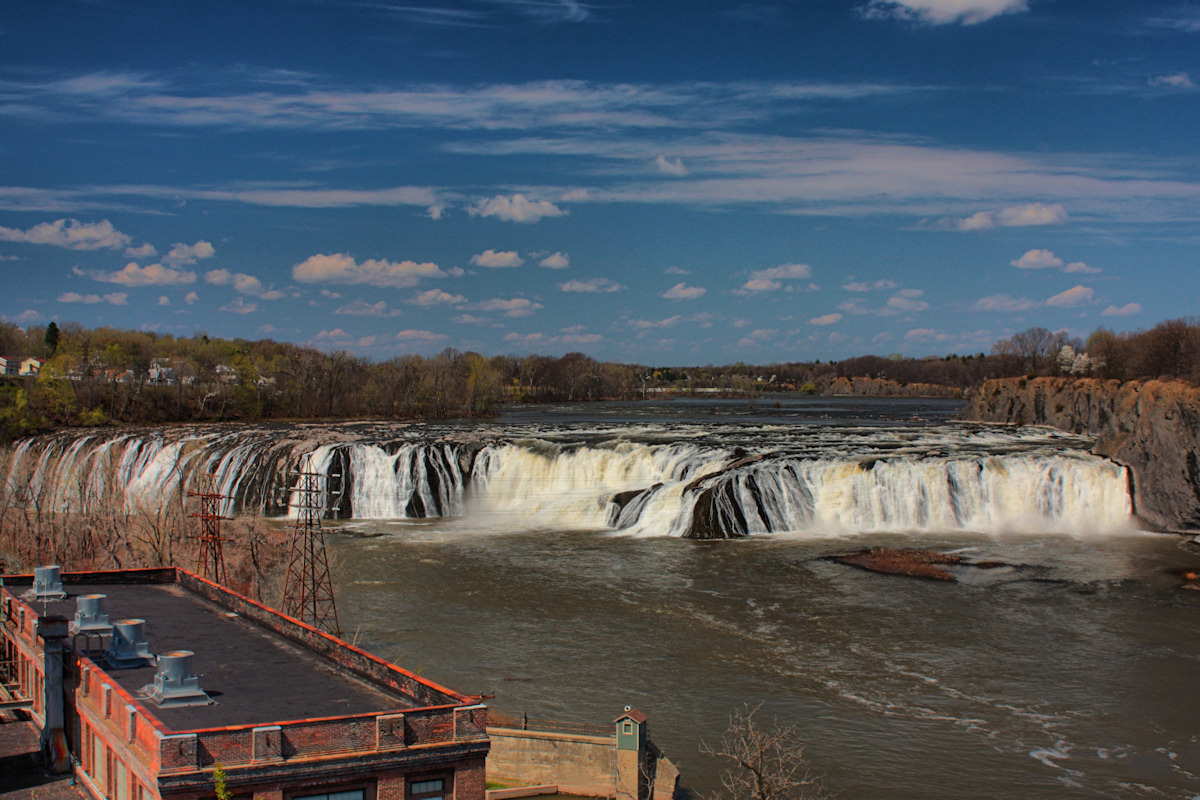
[485,727,679,800]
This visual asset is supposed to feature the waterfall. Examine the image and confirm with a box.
[0,423,1134,537]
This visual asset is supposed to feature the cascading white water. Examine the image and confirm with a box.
[0,420,1135,536]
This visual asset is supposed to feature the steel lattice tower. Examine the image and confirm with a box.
[188,473,231,586]
[281,470,341,636]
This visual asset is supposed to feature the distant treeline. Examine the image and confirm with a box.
[1,317,1197,440]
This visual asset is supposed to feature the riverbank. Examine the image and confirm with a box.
[959,377,1200,532]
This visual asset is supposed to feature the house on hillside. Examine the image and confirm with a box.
[20,357,46,377]
[0,355,18,376]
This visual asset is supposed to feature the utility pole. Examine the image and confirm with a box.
[189,473,231,586]
[280,470,341,636]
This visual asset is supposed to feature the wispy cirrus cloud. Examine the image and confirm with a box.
[860,0,1028,26]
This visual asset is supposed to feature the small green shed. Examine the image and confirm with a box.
[615,706,648,752]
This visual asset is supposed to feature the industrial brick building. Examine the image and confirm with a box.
[1,566,489,800]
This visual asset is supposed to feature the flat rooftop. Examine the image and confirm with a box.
[25,581,422,732]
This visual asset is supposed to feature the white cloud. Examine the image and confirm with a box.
[862,0,1028,25]
[955,211,996,231]
[478,297,544,317]
[125,243,158,258]
[292,253,446,288]
[964,203,1069,231]
[654,155,688,176]
[539,252,570,269]
[164,240,215,266]
[1150,73,1195,89]
[972,293,1038,312]
[94,262,198,286]
[1009,248,1099,274]
[1011,249,1064,270]
[426,204,446,220]
[628,316,682,329]
[665,266,690,275]
[997,203,1068,227]
[259,289,287,300]
[883,289,930,314]
[0,218,131,250]
[205,269,264,294]
[409,289,467,306]
[9,309,45,323]
[157,296,170,306]
[809,313,843,325]
[184,291,199,305]
[336,300,401,316]
[220,297,258,314]
[1045,285,1094,307]
[470,249,525,268]
[662,282,706,300]
[453,314,492,325]
[316,328,351,341]
[738,262,813,293]
[962,203,1069,230]
[59,291,128,305]
[1102,303,1143,317]
[560,278,626,293]
[469,193,566,223]
[904,327,954,343]
[395,329,448,342]
[842,278,897,292]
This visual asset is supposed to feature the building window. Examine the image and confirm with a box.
[409,777,447,800]
[294,790,365,800]
[623,722,633,735]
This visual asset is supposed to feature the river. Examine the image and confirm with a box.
[5,396,1199,797]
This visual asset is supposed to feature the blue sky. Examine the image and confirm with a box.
[1,0,1198,365]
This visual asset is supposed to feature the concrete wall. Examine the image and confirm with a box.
[485,727,679,800]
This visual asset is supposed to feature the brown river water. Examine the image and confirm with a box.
[321,399,1200,800]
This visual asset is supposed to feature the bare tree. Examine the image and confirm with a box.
[701,704,826,800]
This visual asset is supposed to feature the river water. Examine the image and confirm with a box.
[313,399,1200,800]
[5,396,1199,797]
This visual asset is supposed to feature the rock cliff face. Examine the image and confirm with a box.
[960,377,1200,531]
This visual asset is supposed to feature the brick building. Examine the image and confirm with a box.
[1,567,489,800]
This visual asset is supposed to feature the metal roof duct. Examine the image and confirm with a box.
[104,619,154,669]
[139,650,211,708]
[70,594,113,636]
[25,565,67,601]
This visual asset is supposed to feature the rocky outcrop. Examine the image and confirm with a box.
[960,377,1200,531]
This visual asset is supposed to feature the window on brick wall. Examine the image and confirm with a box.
[293,790,365,800]
[409,777,447,800]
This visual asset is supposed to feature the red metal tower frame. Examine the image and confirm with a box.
[188,473,231,586]
[281,470,341,636]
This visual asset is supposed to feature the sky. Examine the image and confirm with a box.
[1,0,1198,366]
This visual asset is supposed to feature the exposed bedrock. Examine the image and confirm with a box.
[960,377,1200,531]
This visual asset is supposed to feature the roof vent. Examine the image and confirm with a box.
[71,594,113,636]
[139,651,211,708]
[104,619,154,669]
[25,565,67,601]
